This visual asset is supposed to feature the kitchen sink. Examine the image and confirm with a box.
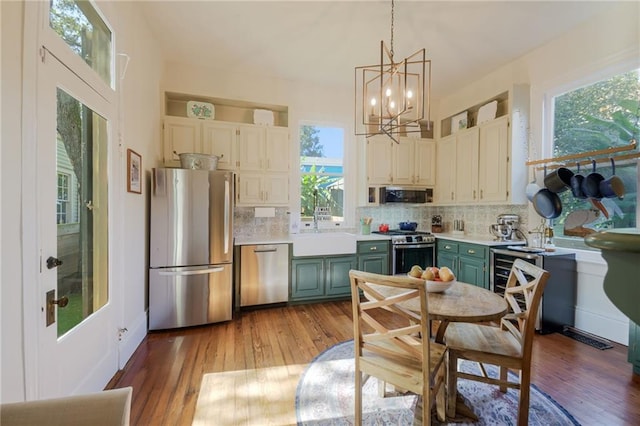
[291,232,357,257]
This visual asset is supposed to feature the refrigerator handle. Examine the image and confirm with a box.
[158,266,224,276]
[224,177,230,254]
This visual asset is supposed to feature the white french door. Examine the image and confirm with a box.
[36,50,117,398]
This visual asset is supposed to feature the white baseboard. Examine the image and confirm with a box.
[574,306,629,345]
[118,311,148,369]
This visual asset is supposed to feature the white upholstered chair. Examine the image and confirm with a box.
[0,387,133,426]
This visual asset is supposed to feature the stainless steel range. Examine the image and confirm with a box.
[372,230,436,274]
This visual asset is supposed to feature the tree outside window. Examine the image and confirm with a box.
[300,125,345,223]
[551,69,639,244]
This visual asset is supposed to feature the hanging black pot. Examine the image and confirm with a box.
[570,162,587,199]
[581,160,604,199]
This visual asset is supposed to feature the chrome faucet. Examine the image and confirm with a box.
[313,189,319,232]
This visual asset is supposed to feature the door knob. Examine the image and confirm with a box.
[46,256,63,269]
[51,295,69,308]
[45,290,69,326]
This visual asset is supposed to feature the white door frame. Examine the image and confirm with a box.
[20,0,121,399]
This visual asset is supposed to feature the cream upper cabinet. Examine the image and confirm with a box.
[454,127,480,203]
[163,116,202,166]
[265,127,290,172]
[435,117,511,205]
[366,136,393,185]
[436,85,529,205]
[202,121,237,170]
[238,125,289,172]
[163,117,237,170]
[237,172,289,206]
[414,138,437,186]
[478,116,509,202]
[435,135,456,204]
[392,138,415,185]
[367,135,435,186]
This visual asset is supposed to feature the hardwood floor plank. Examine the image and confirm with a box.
[107,301,640,425]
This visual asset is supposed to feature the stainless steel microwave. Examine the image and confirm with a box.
[379,187,433,204]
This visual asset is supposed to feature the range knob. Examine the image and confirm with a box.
[415,236,423,242]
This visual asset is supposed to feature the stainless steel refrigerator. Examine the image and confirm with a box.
[149,168,234,330]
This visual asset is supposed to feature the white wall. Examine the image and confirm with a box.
[1,0,163,402]
[1,0,27,402]
[110,0,164,368]
[436,2,639,344]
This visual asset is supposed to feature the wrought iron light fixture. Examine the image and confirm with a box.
[355,0,431,143]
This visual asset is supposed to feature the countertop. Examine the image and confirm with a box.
[433,232,525,246]
[234,232,522,246]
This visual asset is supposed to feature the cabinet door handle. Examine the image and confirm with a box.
[444,245,452,250]
[451,192,454,200]
[369,247,377,251]
[473,190,476,199]
[468,249,475,254]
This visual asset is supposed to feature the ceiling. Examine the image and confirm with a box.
[136,1,611,100]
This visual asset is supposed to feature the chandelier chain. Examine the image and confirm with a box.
[390,0,394,59]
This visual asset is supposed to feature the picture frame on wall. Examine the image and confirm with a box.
[127,149,142,194]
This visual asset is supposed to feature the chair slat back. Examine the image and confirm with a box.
[501,259,550,351]
[350,270,430,367]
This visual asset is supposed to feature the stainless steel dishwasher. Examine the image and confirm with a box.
[240,244,289,306]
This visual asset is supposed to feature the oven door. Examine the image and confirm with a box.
[392,244,436,275]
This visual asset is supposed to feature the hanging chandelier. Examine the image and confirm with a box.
[355,0,431,143]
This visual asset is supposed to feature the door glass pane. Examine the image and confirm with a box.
[56,88,109,337]
[49,0,112,87]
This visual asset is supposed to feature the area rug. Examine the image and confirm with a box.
[296,340,580,425]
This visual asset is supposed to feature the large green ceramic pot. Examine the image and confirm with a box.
[585,228,640,324]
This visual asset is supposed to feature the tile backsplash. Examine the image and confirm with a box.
[357,204,529,236]
[234,204,530,240]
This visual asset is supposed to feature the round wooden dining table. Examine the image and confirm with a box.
[367,280,508,343]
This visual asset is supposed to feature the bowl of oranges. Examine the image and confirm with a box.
[407,265,456,293]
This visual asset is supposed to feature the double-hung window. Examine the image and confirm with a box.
[299,124,345,228]
[546,68,639,248]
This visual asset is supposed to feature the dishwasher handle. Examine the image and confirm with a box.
[158,266,224,276]
[253,248,278,253]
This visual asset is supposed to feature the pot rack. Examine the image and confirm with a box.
[526,139,640,171]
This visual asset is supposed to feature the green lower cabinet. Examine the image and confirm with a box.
[458,256,487,289]
[326,256,357,296]
[291,255,357,301]
[436,239,489,288]
[437,251,457,275]
[357,240,390,275]
[291,258,324,299]
[630,321,640,375]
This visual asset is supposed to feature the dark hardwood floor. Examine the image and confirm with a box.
[107,301,640,425]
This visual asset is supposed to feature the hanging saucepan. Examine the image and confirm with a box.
[581,159,604,199]
[525,169,541,202]
[598,158,625,200]
[544,165,574,193]
[570,162,587,199]
[532,166,563,219]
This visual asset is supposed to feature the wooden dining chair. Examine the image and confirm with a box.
[444,259,550,425]
[349,270,447,425]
